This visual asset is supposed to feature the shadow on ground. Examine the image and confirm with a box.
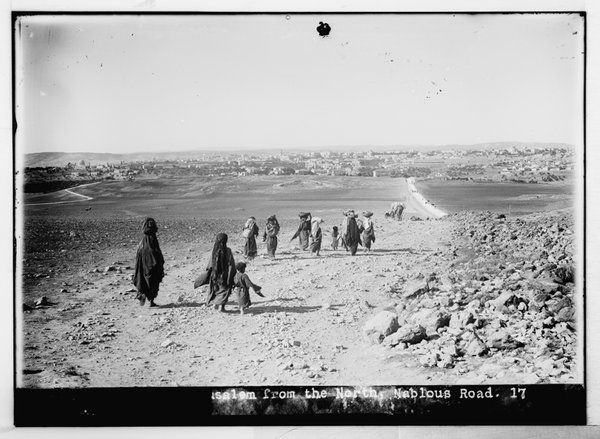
[245,304,324,315]
[156,301,205,309]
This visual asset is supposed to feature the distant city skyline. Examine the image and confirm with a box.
[23,140,575,158]
[16,13,584,154]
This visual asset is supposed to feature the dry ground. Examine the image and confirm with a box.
[17,177,579,388]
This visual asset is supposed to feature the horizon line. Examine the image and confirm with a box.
[24,140,576,156]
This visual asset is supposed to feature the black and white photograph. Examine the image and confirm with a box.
[11,8,588,426]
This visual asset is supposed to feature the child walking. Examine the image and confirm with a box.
[331,225,340,250]
[233,262,263,315]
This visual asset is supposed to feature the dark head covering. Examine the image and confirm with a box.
[344,214,361,246]
[211,233,229,283]
[143,217,158,234]
[235,262,247,273]
[133,217,164,299]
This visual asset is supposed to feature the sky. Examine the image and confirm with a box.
[15,13,585,153]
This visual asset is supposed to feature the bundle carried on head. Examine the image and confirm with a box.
[245,217,256,227]
[311,217,324,237]
[362,211,373,218]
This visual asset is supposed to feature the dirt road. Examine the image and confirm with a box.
[19,215,465,387]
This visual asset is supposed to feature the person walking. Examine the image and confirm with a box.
[205,233,237,312]
[361,211,376,253]
[291,212,311,250]
[133,217,165,307]
[331,225,340,250]
[242,217,259,260]
[233,262,264,315]
[342,210,362,256]
[309,217,324,256]
[263,215,280,258]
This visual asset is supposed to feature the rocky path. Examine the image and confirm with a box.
[19,210,579,388]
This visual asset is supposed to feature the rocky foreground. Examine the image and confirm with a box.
[19,208,579,387]
[363,209,578,382]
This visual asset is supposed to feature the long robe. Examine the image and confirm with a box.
[291,219,311,250]
[133,229,164,302]
[205,248,236,307]
[342,216,362,256]
[263,222,280,257]
[309,228,322,254]
[234,272,262,309]
[362,219,376,250]
[243,223,259,258]
[331,229,340,250]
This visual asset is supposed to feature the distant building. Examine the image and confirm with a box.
[373,169,393,177]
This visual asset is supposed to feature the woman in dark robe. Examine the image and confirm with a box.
[291,212,311,250]
[263,215,280,258]
[133,217,165,307]
[243,217,259,260]
[205,233,237,312]
[361,211,376,253]
[342,210,362,256]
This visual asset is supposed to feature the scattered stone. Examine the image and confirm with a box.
[419,352,439,367]
[409,309,450,335]
[437,354,454,368]
[403,279,428,298]
[555,306,574,323]
[449,311,475,329]
[554,264,574,285]
[367,332,384,345]
[464,334,488,356]
[35,297,50,307]
[161,339,175,348]
[363,311,399,342]
[387,324,427,345]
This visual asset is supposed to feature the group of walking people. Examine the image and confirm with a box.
[133,209,376,314]
[133,218,264,314]
[289,210,376,257]
[241,215,281,260]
